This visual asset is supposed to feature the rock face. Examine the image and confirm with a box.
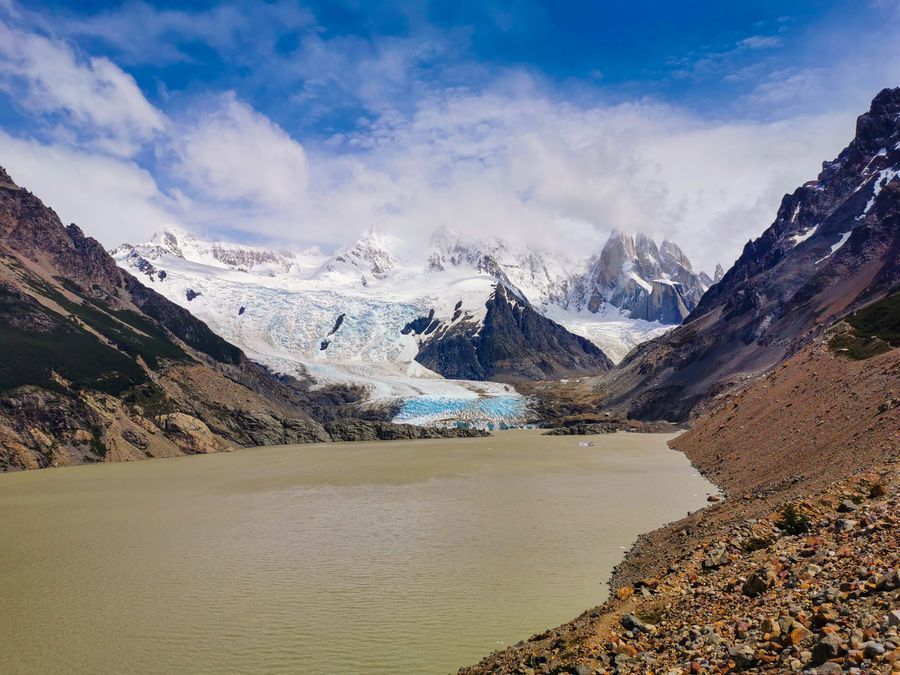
[600,88,900,421]
[405,284,613,381]
[566,231,709,323]
[324,420,490,442]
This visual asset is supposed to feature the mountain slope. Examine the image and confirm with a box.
[598,87,900,421]
[0,166,396,470]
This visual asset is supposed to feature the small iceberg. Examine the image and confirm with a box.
[576,441,595,447]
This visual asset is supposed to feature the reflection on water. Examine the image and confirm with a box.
[0,430,714,674]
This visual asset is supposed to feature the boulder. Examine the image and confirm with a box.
[742,566,776,597]
[620,614,648,633]
[811,633,843,665]
[833,519,857,533]
[703,545,730,569]
[837,499,858,513]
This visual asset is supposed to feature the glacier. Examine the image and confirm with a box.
[112,226,694,426]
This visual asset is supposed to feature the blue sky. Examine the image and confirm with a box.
[1,0,898,270]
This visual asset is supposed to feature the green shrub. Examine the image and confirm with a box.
[777,503,811,535]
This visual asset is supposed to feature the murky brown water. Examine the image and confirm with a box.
[0,430,715,674]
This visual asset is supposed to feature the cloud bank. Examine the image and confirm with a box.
[0,2,898,272]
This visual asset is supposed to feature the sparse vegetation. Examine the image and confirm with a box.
[776,503,811,535]
[122,382,175,422]
[89,428,108,458]
[0,271,193,396]
[0,322,147,395]
[829,292,900,360]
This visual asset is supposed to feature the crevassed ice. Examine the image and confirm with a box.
[393,395,527,428]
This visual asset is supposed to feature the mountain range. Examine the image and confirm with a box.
[1,87,898,470]
[111,224,714,392]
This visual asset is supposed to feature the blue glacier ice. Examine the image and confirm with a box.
[392,395,526,427]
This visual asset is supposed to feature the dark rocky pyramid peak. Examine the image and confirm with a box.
[605,87,900,422]
[847,87,900,157]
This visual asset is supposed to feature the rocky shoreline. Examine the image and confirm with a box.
[460,340,899,674]
[461,467,898,674]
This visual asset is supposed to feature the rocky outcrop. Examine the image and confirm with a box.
[159,413,224,454]
[407,284,613,381]
[713,263,725,283]
[324,419,490,442]
[541,422,616,435]
[598,88,900,421]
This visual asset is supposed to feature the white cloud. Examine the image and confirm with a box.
[0,8,893,275]
[55,0,316,65]
[171,92,308,214]
[739,35,782,49]
[0,131,175,244]
[0,74,857,274]
[0,21,165,155]
[285,88,853,272]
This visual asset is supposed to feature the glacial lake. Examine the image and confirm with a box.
[0,430,714,674]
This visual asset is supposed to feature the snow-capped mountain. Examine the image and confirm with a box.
[561,231,710,324]
[112,228,326,277]
[112,225,711,417]
[601,87,900,422]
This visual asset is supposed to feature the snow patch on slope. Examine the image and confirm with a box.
[814,231,853,265]
[789,225,818,247]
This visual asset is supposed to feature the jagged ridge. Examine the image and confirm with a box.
[598,87,900,421]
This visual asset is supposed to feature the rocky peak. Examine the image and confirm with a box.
[854,87,900,150]
[428,229,519,288]
[326,227,397,279]
[0,165,16,188]
[152,228,187,258]
[605,88,900,423]
[713,263,725,283]
[574,230,707,323]
[660,239,693,273]
[634,232,662,275]
[410,281,613,381]
[595,230,637,288]
[693,87,900,322]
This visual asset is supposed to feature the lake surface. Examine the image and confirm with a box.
[0,430,714,674]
